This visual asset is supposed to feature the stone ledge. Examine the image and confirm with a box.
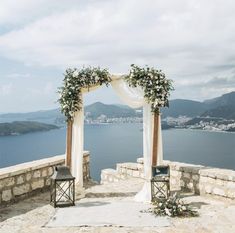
[164,160,204,174]
[200,168,235,181]
[0,151,90,206]
[0,151,89,179]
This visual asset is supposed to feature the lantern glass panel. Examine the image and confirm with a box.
[50,166,75,208]
[151,165,170,201]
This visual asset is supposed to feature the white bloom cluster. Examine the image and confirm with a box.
[125,64,173,113]
[58,67,111,121]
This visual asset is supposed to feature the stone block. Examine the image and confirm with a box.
[16,175,25,185]
[33,170,41,178]
[13,184,30,196]
[192,174,199,181]
[132,170,140,177]
[0,177,15,189]
[171,178,177,185]
[2,189,12,202]
[183,172,191,179]
[41,169,47,177]
[206,177,215,184]
[226,181,235,189]
[170,170,180,177]
[121,168,127,174]
[180,180,185,187]
[126,169,132,176]
[31,179,44,190]
[187,182,194,190]
[215,179,224,186]
[48,167,54,176]
[45,178,51,186]
[26,173,32,181]
[205,185,212,194]
[213,187,225,196]
[137,163,144,170]
[116,164,122,173]
[227,190,235,199]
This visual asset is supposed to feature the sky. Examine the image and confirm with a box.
[0,0,235,113]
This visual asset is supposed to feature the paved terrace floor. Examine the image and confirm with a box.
[0,177,235,233]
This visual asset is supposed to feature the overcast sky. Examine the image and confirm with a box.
[0,0,235,113]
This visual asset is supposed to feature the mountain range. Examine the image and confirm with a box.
[162,91,235,119]
[0,91,234,125]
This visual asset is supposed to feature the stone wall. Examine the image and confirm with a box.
[0,151,90,206]
[165,160,235,199]
[100,158,235,200]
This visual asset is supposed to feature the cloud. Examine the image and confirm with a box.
[0,0,80,28]
[7,73,30,78]
[0,83,13,96]
[0,0,234,76]
[0,0,235,111]
[174,74,235,100]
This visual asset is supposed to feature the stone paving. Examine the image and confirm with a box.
[0,177,235,233]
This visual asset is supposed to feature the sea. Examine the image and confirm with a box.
[0,123,235,181]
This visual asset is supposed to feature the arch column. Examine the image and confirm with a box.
[66,119,73,168]
[152,111,161,167]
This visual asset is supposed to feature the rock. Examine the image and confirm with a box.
[26,173,32,181]
[13,184,30,196]
[213,187,225,196]
[33,170,41,178]
[16,175,25,185]
[2,189,12,202]
[31,179,44,190]
[0,177,15,189]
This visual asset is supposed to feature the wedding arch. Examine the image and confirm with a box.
[58,65,173,202]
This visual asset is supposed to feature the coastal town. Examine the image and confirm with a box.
[85,112,235,132]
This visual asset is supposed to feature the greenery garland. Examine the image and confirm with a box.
[125,64,174,114]
[58,65,173,121]
[58,67,111,121]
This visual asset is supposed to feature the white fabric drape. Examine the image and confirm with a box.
[111,78,144,108]
[71,97,84,187]
[70,76,163,202]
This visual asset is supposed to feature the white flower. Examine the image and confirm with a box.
[73,70,79,78]
[165,208,171,216]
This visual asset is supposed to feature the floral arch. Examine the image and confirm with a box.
[58,65,173,202]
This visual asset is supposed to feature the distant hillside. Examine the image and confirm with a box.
[162,99,207,118]
[85,102,140,119]
[162,92,235,120]
[0,91,234,123]
[201,92,235,119]
[0,121,59,136]
[204,92,235,108]
[0,109,63,125]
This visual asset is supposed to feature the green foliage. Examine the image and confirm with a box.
[125,64,174,113]
[58,64,174,121]
[150,194,198,218]
[58,67,111,121]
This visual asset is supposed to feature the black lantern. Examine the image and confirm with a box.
[151,165,170,201]
[50,166,75,208]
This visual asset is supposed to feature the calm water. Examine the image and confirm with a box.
[0,124,235,181]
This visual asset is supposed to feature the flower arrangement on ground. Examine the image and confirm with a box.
[149,194,198,218]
